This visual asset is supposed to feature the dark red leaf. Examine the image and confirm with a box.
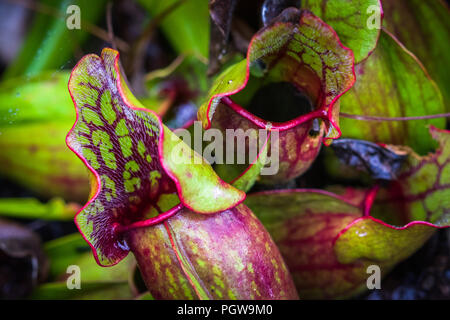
[330,139,408,180]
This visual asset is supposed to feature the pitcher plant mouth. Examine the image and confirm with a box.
[220,95,327,132]
[198,8,356,141]
[196,9,355,184]
[66,48,244,267]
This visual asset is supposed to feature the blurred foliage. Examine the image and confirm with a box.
[0,197,78,221]
[3,0,108,79]
[31,233,138,299]
[0,71,89,202]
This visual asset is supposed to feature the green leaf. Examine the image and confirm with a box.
[44,233,135,282]
[41,233,137,300]
[31,281,133,300]
[230,132,270,192]
[0,197,79,221]
[135,292,154,300]
[382,0,450,108]
[67,48,244,266]
[137,0,209,59]
[44,233,89,279]
[3,0,108,79]
[334,219,437,265]
[0,72,89,202]
[302,0,382,63]
[138,0,209,92]
[339,31,446,155]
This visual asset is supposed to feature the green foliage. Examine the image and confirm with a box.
[3,0,108,79]
[383,0,450,108]
[0,72,89,201]
[340,32,446,155]
[302,0,382,63]
[0,197,78,220]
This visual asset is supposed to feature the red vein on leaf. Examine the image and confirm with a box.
[113,203,184,233]
[340,112,450,122]
[363,185,379,217]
